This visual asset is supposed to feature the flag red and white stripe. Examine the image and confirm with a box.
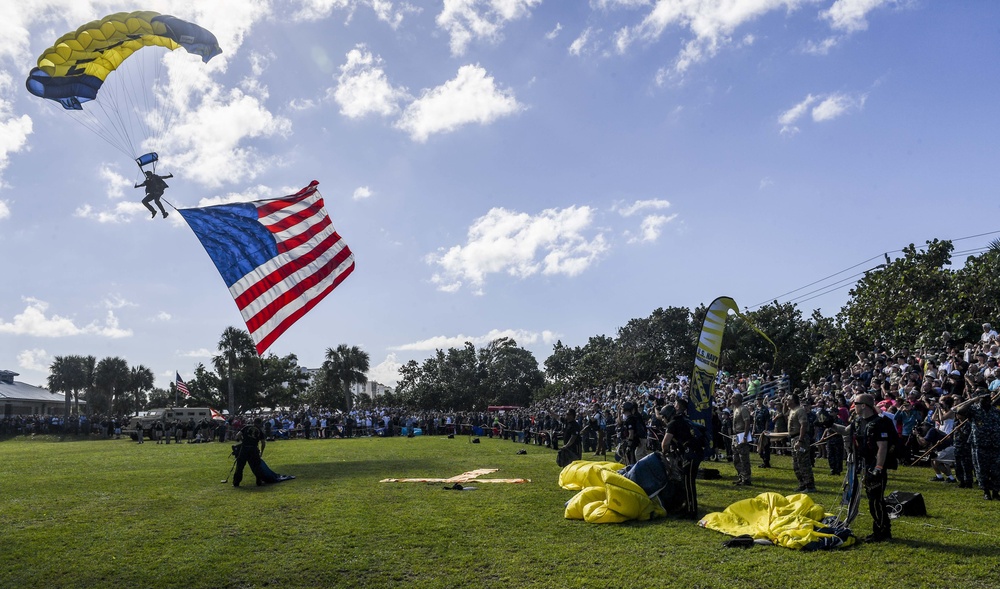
[232,182,355,354]
[176,372,190,397]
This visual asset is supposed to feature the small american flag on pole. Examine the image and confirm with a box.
[175,372,190,397]
[179,181,355,354]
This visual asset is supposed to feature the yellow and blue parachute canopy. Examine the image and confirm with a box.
[25,11,221,110]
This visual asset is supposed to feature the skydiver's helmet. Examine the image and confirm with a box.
[144,170,154,178]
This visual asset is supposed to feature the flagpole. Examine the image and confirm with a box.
[174,370,178,407]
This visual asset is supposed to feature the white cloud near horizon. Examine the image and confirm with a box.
[393,328,559,352]
[436,0,542,56]
[17,348,51,372]
[331,45,409,119]
[396,65,523,142]
[0,297,131,338]
[74,201,149,224]
[179,347,215,358]
[0,199,10,220]
[368,352,402,386]
[427,205,609,294]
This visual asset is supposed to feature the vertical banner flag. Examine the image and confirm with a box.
[175,372,190,397]
[688,296,776,456]
[179,181,355,355]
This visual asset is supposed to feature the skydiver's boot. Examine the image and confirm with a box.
[161,210,168,218]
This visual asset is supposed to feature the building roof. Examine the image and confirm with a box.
[0,370,67,404]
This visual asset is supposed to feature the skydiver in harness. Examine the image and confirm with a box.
[135,170,173,218]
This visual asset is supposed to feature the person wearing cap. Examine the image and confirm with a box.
[660,397,703,520]
[787,394,815,493]
[730,393,753,486]
[852,393,893,542]
[619,401,643,465]
[232,417,267,488]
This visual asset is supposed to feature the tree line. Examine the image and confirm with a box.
[46,238,1000,416]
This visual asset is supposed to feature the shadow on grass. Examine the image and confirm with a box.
[261,459,432,481]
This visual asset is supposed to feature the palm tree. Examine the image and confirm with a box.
[47,355,92,419]
[214,326,257,414]
[322,344,370,411]
[94,357,130,415]
[129,365,154,415]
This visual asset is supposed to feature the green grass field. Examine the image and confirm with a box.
[1,435,997,589]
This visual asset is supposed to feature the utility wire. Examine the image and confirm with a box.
[748,230,1000,312]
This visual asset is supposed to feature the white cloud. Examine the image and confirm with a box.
[98,165,132,200]
[394,328,558,351]
[353,186,373,200]
[427,205,609,293]
[627,213,676,243]
[616,198,672,217]
[368,352,402,386]
[803,35,841,55]
[74,201,150,224]
[17,348,51,372]
[152,312,172,322]
[292,0,417,28]
[396,65,523,142]
[778,93,818,135]
[778,91,866,134]
[0,70,34,187]
[569,27,595,56]
[546,22,562,40]
[104,294,137,310]
[195,184,274,207]
[615,0,809,76]
[812,92,866,121]
[331,45,409,119]
[822,0,894,33]
[592,0,652,8]
[437,0,542,56]
[0,199,9,220]
[0,297,131,338]
[180,347,215,358]
[759,176,774,190]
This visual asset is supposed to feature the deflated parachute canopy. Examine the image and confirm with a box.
[26,11,221,110]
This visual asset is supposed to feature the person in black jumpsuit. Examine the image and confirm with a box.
[233,417,266,488]
[135,170,173,218]
[660,397,703,520]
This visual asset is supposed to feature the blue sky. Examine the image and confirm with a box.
[2,1,999,390]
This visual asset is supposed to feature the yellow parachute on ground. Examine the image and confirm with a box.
[700,492,856,550]
[559,461,666,524]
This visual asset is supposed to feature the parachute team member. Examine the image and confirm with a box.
[730,393,752,486]
[620,401,643,465]
[753,395,771,468]
[660,397,704,520]
[852,393,893,542]
[788,394,816,493]
[232,417,266,487]
[135,170,173,218]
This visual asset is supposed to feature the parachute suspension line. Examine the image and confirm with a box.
[54,101,135,162]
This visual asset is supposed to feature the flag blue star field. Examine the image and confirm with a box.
[179,181,355,354]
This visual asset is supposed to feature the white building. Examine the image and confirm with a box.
[1,370,78,416]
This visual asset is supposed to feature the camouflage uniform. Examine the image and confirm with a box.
[789,404,814,491]
[968,403,1000,497]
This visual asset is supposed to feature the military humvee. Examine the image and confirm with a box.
[125,407,217,441]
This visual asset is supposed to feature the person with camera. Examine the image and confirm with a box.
[232,417,266,488]
[852,393,893,542]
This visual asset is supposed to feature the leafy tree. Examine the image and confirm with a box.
[543,340,578,390]
[126,365,154,414]
[318,344,370,411]
[48,355,89,419]
[573,335,617,390]
[91,357,130,415]
[477,337,543,408]
[213,327,260,415]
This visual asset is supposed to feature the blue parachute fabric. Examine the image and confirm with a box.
[25,69,96,110]
[179,203,278,287]
[135,152,159,167]
[151,15,223,62]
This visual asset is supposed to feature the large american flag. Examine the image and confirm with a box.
[175,372,190,397]
[179,181,355,354]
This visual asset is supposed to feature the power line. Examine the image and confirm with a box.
[747,229,1000,312]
